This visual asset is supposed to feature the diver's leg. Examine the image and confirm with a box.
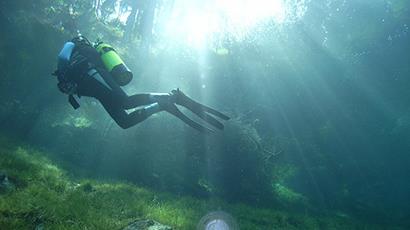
[127,89,229,131]
[122,94,152,109]
[123,93,175,109]
[94,88,162,129]
[97,67,174,110]
[100,101,161,129]
[77,74,162,129]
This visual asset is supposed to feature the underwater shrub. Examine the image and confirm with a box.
[205,118,275,204]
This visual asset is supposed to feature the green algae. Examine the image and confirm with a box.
[0,135,399,229]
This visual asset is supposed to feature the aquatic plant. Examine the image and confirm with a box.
[0,135,386,229]
[1,0,410,228]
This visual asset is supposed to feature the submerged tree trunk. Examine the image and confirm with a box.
[123,0,140,42]
[93,0,102,18]
[100,0,117,21]
[139,0,157,51]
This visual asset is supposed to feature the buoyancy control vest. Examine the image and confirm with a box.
[56,39,87,109]
[55,35,133,109]
[57,41,75,71]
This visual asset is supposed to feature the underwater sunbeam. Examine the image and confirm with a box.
[162,0,309,47]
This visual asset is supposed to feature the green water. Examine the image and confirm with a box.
[0,0,409,229]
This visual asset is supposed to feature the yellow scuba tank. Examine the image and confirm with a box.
[95,42,133,86]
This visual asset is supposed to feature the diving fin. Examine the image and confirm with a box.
[166,103,215,133]
[171,89,230,130]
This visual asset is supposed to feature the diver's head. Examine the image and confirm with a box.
[71,32,92,46]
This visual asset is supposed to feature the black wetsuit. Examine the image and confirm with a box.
[63,42,160,129]
[78,71,155,129]
[56,38,229,132]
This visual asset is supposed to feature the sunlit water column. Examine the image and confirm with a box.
[156,0,311,227]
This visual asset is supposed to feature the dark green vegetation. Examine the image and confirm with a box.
[0,135,388,229]
[1,0,410,229]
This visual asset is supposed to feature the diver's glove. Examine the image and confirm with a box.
[57,81,78,95]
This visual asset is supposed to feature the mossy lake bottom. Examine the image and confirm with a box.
[0,135,404,229]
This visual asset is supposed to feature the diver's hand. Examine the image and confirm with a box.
[58,81,78,95]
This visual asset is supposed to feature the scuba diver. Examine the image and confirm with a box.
[53,35,230,132]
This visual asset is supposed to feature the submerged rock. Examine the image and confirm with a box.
[35,223,44,230]
[123,219,172,230]
[0,172,15,193]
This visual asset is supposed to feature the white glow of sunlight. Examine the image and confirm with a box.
[216,0,287,28]
[162,0,308,48]
[111,0,131,23]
